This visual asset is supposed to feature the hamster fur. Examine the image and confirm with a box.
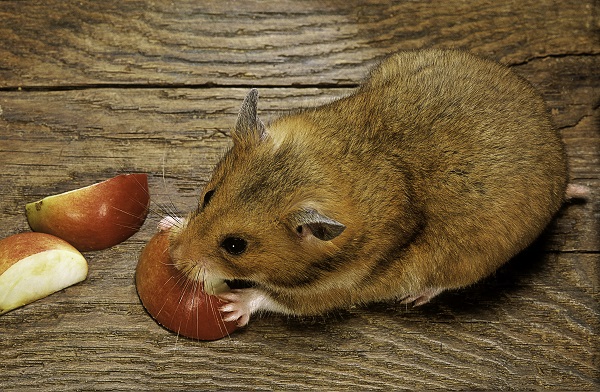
[165,49,571,327]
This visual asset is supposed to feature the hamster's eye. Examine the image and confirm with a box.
[203,190,215,207]
[220,237,247,255]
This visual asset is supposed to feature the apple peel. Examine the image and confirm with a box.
[25,173,150,251]
[136,230,238,341]
[0,232,88,315]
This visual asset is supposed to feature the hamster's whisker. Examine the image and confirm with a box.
[131,173,151,197]
[157,247,177,267]
[172,267,197,338]
[158,160,188,224]
[160,150,179,214]
[155,273,181,319]
[110,205,147,220]
[189,267,201,340]
[202,268,231,340]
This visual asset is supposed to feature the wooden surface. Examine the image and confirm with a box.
[0,0,598,390]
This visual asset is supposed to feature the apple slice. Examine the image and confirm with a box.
[0,232,88,315]
[26,173,150,251]
[136,230,238,341]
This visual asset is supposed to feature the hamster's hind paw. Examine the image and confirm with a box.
[218,289,263,327]
[400,287,443,306]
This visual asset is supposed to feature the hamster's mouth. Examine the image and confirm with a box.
[225,279,257,290]
[201,274,230,295]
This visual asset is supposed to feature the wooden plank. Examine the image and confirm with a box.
[0,0,598,88]
[0,0,598,390]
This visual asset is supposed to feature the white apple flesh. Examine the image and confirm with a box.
[25,173,150,251]
[0,232,88,315]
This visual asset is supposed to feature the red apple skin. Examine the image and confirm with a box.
[135,230,238,341]
[25,173,150,252]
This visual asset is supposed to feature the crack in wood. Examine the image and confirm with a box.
[0,82,361,93]
[509,51,600,67]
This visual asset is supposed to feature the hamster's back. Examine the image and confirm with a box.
[274,49,567,288]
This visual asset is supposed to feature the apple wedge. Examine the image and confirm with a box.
[136,230,238,340]
[26,173,150,251]
[0,232,88,315]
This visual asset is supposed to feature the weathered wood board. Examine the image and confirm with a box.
[0,0,598,390]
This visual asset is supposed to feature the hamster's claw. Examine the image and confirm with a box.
[218,289,254,327]
[400,287,443,306]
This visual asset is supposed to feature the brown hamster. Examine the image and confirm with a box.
[164,49,573,327]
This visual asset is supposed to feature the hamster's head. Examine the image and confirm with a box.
[168,89,349,294]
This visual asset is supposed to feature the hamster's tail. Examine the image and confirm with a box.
[565,183,591,201]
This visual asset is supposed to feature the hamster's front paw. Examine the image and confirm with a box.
[218,288,266,327]
[158,216,185,231]
[400,287,443,306]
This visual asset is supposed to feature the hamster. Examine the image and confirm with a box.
[164,49,574,327]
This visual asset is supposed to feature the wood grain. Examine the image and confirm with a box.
[0,0,598,390]
[0,0,598,88]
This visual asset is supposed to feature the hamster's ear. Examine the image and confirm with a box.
[233,88,267,146]
[288,208,346,241]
